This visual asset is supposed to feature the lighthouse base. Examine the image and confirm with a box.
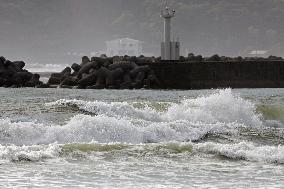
[161,41,180,61]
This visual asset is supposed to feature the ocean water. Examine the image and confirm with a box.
[0,88,283,188]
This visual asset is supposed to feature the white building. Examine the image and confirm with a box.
[249,50,268,57]
[106,38,143,57]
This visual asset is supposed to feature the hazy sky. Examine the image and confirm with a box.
[1,0,284,64]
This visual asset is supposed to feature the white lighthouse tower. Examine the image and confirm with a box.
[161,4,180,61]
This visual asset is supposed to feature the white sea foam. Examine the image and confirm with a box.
[163,89,262,126]
[194,141,284,163]
[126,141,284,164]
[0,89,263,145]
[0,89,274,163]
[0,144,61,162]
[0,89,265,147]
[47,89,263,126]
[0,115,143,145]
[47,99,163,122]
[0,115,239,145]
[1,141,283,164]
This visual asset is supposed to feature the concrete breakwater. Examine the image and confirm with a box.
[142,60,284,89]
[47,55,284,90]
[1,55,284,89]
[0,56,47,88]
[47,56,160,89]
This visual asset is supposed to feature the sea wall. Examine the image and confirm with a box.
[141,61,284,89]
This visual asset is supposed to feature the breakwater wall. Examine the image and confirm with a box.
[140,61,284,89]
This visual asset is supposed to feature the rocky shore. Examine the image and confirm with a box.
[47,56,160,89]
[0,56,48,88]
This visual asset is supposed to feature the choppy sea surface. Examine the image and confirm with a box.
[0,88,284,188]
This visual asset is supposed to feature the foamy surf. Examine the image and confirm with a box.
[0,144,61,162]
[1,141,284,164]
[1,86,284,188]
[0,114,240,145]
[0,89,283,164]
[0,89,272,146]
[47,89,263,126]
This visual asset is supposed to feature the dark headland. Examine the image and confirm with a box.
[0,54,284,90]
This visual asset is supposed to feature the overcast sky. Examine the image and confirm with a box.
[1,0,284,64]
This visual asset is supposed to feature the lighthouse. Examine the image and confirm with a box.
[161,5,180,60]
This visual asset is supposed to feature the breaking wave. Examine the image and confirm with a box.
[0,89,283,164]
[0,89,270,146]
[0,89,264,145]
[1,142,284,164]
[47,89,263,126]
[0,115,239,145]
[0,144,61,162]
[194,141,284,164]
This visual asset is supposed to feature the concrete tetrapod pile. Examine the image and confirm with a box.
[0,56,46,88]
[48,56,160,89]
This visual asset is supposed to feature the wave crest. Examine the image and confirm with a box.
[47,89,262,126]
[0,89,266,145]
[195,142,284,164]
[0,144,61,162]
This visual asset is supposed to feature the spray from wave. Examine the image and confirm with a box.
[0,114,240,145]
[47,89,263,126]
[0,89,264,146]
[0,89,283,164]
